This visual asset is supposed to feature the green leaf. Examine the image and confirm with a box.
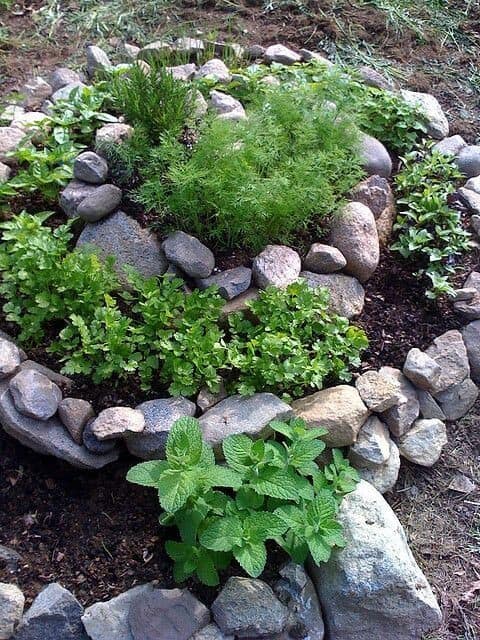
[196,552,220,586]
[166,417,203,466]
[157,469,197,513]
[126,460,167,487]
[234,542,267,578]
[251,468,300,501]
[235,487,264,511]
[274,504,305,531]
[307,534,333,565]
[200,516,243,551]
[204,466,243,490]
[244,512,288,541]
[222,434,253,471]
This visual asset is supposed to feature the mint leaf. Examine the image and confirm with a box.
[234,542,267,578]
[223,434,253,471]
[244,512,288,541]
[126,460,167,487]
[205,466,243,490]
[235,487,264,511]
[166,417,203,467]
[274,504,305,531]
[307,534,333,564]
[196,552,220,586]
[200,516,243,552]
[157,469,197,512]
[251,468,300,501]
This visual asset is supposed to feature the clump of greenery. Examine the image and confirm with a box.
[127,416,359,585]
[392,147,471,298]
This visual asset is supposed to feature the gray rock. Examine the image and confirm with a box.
[432,134,467,156]
[471,214,480,236]
[465,175,480,194]
[417,390,446,420]
[264,44,301,65]
[82,584,155,640]
[51,82,87,103]
[425,329,470,393]
[303,244,346,273]
[398,418,447,466]
[199,393,293,453]
[0,582,24,639]
[82,419,118,455]
[0,128,26,165]
[379,366,420,436]
[13,583,88,640]
[401,89,449,139]
[403,347,442,392]
[329,202,379,282]
[434,378,478,421]
[195,59,231,83]
[73,151,108,185]
[274,563,325,640]
[86,45,112,76]
[91,407,144,440]
[49,68,82,93]
[0,546,22,573]
[212,577,289,638]
[192,624,232,640]
[457,186,480,214]
[310,480,442,640]
[125,397,196,459]
[76,184,122,222]
[358,66,394,90]
[59,179,98,217]
[77,211,167,283]
[450,287,477,302]
[197,267,252,300]
[350,175,396,249]
[358,440,400,494]
[211,41,244,59]
[299,49,333,67]
[0,162,11,183]
[138,41,172,62]
[209,91,246,121]
[162,231,214,279]
[58,398,94,444]
[355,369,402,412]
[173,37,205,55]
[95,123,133,149]
[245,44,266,60]
[448,473,476,494]
[0,338,21,379]
[349,415,391,468]
[9,369,61,421]
[462,320,480,383]
[358,133,392,178]
[166,64,196,81]
[128,588,210,640]
[454,271,480,321]
[456,145,480,178]
[122,43,140,59]
[197,383,227,413]
[253,245,301,289]
[292,385,369,447]
[300,271,365,319]
[221,288,259,317]
[19,361,71,392]
[20,77,52,110]
[190,89,209,120]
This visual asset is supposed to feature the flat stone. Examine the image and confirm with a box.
[192,623,233,640]
[173,37,205,55]
[450,287,477,302]
[195,59,231,83]
[350,175,396,248]
[357,439,400,494]
[0,127,25,165]
[358,66,394,90]
[51,81,87,103]
[465,175,480,194]
[310,481,442,640]
[128,588,210,640]
[76,184,122,222]
[91,407,144,441]
[19,361,72,392]
[199,393,293,454]
[9,369,61,421]
[456,145,480,178]
[197,267,252,300]
[77,210,167,284]
[401,89,449,139]
[264,44,301,65]
[162,231,214,279]
[20,77,52,110]
[299,49,333,67]
[253,245,301,289]
[58,398,94,444]
[212,577,289,638]
[221,288,259,317]
[425,329,470,392]
[417,390,446,420]
[86,45,112,76]
[95,123,133,149]
[462,320,480,383]
[209,91,246,121]
[399,418,447,466]
[303,244,346,273]
[379,366,420,436]
[73,151,108,184]
[434,378,478,421]
[0,582,24,639]
[0,338,21,379]
[454,271,480,321]
[245,44,266,60]
[403,347,442,392]
[138,41,172,62]
[457,186,480,214]
[59,179,99,217]
[349,415,391,468]
[448,473,476,493]
[166,64,196,81]
[49,68,82,93]
[300,271,365,319]
[358,133,392,178]
[125,397,196,459]
[13,582,88,640]
[432,134,466,156]
[292,385,369,447]
[355,369,402,412]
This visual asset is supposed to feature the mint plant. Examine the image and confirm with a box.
[127,417,358,585]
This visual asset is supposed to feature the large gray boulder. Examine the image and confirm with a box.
[0,582,24,639]
[456,145,480,178]
[196,267,252,300]
[425,330,470,393]
[357,134,392,178]
[252,245,301,289]
[9,369,61,421]
[300,272,365,319]
[162,231,214,279]
[398,418,447,466]
[401,90,449,139]
[350,175,396,248]
[310,481,442,640]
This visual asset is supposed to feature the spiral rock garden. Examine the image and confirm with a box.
[0,36,479,640]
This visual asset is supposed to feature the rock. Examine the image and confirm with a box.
[350,175,396,248]
[125,397,196,459]
[310,481,442,639]
[274,563,325,640]
[162,231,214,279]
[448,473,476,493]
[0,338,21,379]
[13,583,88,640]
[303,244,346,273]
[76,184,122,222]
[358,133,392,178]
[19,361,71,392]
[0,583,24,639]
[192,624,232,640]
[379,366,420,436]
[456,145,480,178]
[77,210,167,283]
[197,267,252,300]
[199,393,293,453]
[82,419,118,455]
[138,41,172,62]
[51,81,87,103]
[348,415,391,468]
[398,418,447,466]
[299,49,333,66]
[252,245,301,289]
[20,77,52,110]
[128,588,210,640]
[417,390,446,420]
[300,271,365,319]
[450,287,477,302]
[209,91,246,121]
[211,41,244,59]
[0,127,25,165]
[401,89,449,139]
[425,329,470,392]
[434,378,478,421]
[197,383,227,413]
[471,215,480,236]
[462,321,480,383]
[432,134,467,156]
[465,175,480,194]
[264,44,301,65]
[457,186,480,214]
[329,202,379,282]
[212,577,289,638]
[91,407,144,440]
[9,369,61,421]
[95,123,133,149]
[454,271,480,321]
[358,66,394,90]
[355,369,402,412]
[221,288,259,317]
[49,68,82,93]
[58,398,94,444]
[190,89,209,120]
[122,43,140,59]
[0,546,22,573]
[292,385,369,447]
[0,162,11,183]
[86,45,112,76]
[173,37,205,55]
[166,64,196,81]
[403,347,442,392]
[195,59,231,83]
[10,112,50,143]
[358,440,400,494]
[73,151,108,184]
[82,584,156,640]
[245,44,266,60]
[59,179,99,217]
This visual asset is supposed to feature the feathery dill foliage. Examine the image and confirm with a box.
[136,84,363,251]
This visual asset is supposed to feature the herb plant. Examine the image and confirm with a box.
[127,416,358,585]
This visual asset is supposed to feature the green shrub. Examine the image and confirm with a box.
[127,416,359,585]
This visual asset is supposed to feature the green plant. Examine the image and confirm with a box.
[127,416,358,584]
[392,147,471,298]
